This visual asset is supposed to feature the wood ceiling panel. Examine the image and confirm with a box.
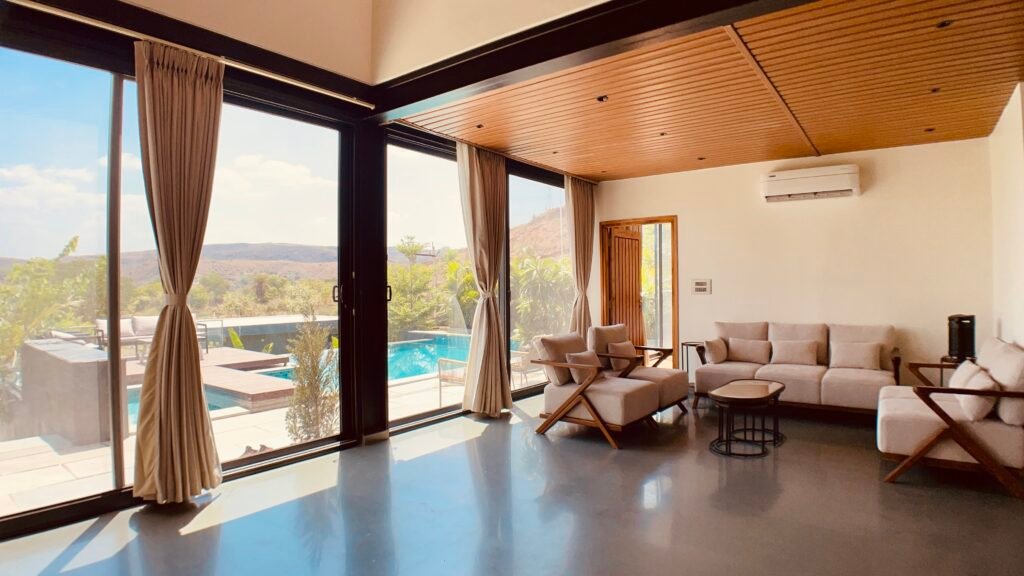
[401,0,1024,181]
[736,0,1024,155]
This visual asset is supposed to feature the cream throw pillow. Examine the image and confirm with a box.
[727,338,770,364]
[947,360,981,389]
[607,341,637,370]
[829,341,880,370]
[704,338,727,364]
[987,342,1024,426]
[565,350,602,384]
[770,340,818,366]
[958,370,999,422]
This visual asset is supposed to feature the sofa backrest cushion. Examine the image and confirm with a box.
[588,324,630,368]
[536,333,588,385]
[769,322,828,365]
[770,340,818,366]
[728,338,771,364]
[132,315,160,337]
[981,340,1024,426]
[96,318,135,338]
[828,323,896,371]
[566,350,603,384]
[977,337,1005,372]
[607,341,637,371]
[830,341,881,370]
[715,321,768,342]
[958,369,999,422]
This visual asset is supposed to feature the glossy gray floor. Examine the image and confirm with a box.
[2,395,1023,576]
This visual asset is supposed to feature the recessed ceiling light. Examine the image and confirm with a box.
[596,95,609,102]
[475,124,484,129]
[930,87,941,93]
[697,156,706,161]
[601,170,607,174]
[553,151,558,154]
[924,127,936,133]
[936,19,953,28]
[659,132,667,136]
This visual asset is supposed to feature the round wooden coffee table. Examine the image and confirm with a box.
[709,379,786,458]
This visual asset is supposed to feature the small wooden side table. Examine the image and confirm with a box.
[709,379,786,458]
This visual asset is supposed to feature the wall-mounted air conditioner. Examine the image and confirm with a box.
[760,164,860,202]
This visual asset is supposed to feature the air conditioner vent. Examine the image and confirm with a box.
[761,165,859,202]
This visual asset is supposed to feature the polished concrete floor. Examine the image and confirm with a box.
[1,395,1022,575]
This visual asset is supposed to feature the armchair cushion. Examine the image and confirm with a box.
[566,350,602,384]
[959,370,999,422]
[821,368,895,410]
[770,340,818,366]
[543,376,658,427]
[695,361,761,393]
[829,341,880,370]
[624,366,688,408]
[704,337,727,364]
[607,341,637,371]
[756,363,826,405]
[96,318,135,338]
[535,334,587,385]
[132,315,160,337]
[728,337,770,364]
[587,324,630,368]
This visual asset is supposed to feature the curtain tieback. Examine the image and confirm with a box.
[165,293,188,307]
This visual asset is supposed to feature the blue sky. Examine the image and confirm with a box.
[1,46,564,260]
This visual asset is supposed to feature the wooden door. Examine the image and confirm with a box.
[605,225,645,345]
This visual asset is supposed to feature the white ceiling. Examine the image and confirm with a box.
[122,0,608,85]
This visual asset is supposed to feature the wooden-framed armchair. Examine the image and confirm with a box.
[879,360,1024,498]
[532,333,661,449]
[587,324,689,415]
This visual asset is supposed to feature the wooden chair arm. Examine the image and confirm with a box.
[595,352,644,360]
[914,386,1024,400]
[907,361,960,387]
[636,345,673,367]
[531,359,599,372]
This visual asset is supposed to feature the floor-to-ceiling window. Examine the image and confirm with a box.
[0,47,114,515]
[508,174,573,389]
[385,143,474,423]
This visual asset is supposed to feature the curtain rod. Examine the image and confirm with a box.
[394,120,599,185]
[6,0,376,110]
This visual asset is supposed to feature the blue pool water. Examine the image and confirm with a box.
[263,334,472,382]
[126,387,237,427]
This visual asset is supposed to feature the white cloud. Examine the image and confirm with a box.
[96,152,143,171]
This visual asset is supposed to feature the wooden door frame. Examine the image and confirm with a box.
[599,216,679,368]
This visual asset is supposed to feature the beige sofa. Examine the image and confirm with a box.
[877,338,1024,496]
[694,321,901,412]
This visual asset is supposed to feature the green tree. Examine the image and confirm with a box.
[396,236,426,265]
[509,252,574,347]
[285,315,339,442]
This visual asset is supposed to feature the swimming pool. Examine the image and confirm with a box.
[126,386,239,427]
[262,333,472,382]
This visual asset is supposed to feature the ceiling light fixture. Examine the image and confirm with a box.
[930,87,941,93]
[596,95,609,102]
[924,127,936,133]
[697,156,706,161]
[475,124,484,129]
[936,19,953,28]
[659,132,667,136]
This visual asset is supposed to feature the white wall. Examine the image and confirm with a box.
[371,0,607,83]
[989,83,1024,347]
[124,0,374,83]
[590,140,994,375]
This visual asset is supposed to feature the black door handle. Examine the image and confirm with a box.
[386,285,392,302]
[332,285,341,304]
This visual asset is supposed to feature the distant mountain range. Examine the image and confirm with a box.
[0,207,568,284]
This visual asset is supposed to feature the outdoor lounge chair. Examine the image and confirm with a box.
[532,333,660,448]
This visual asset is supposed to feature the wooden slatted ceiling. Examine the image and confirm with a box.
[402,0,1024,181]
[403,27,816,181]
[735,0,1024,154]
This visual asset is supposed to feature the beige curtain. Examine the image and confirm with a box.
[133,41,224,503]
[566,175,595,336]
[457,143,512,417]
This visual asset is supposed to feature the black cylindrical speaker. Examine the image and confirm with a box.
[948,314,975,361]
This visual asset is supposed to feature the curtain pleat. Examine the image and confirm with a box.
[457,143,512,417]
[566,176,595,336]
[133,41,224,503]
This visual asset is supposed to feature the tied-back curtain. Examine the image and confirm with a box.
[566,175,595,336]
[133,41,224,503]
[457,143,512,417]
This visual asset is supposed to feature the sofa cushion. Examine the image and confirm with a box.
[96,318,135,338]
[543,377,659,427]
[770,340,818,366]
[821,368,895,410]
[536,334,587,385]
[715,321,768,341]
[626,366,688,408]
[607,341,636,371]
[695,361,761,393]
[755,363,826,405]
[987,341,1024,426]
[948,360,981,389]
[877,390,1024,469]
[769,322,828,364]
[829,341,880,370]
[132,315,160,337]
[587,324,630,368]
[566,350,602,384]
[829,323,896,370]
[704,337,727,364]
[976,337,1004,372]
[728,338,771,364]
[959,370,999,422]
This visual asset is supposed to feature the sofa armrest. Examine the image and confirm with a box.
[907,361,960,387]
[891,347,902,386]
[695,344,707,366]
